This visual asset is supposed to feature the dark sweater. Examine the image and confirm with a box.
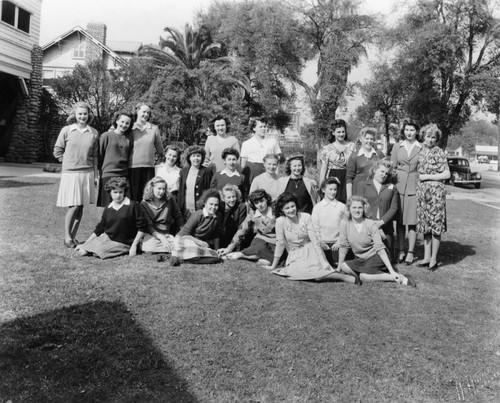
[178,209,221,244]
[219,201,248,248]
[210,172,247,200]
[140,198,184,236]
[99,130,131,177]
[178,166,213,215]
[94,201,147,245]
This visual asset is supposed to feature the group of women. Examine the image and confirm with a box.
[54,102,449,286]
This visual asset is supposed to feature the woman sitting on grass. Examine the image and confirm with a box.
[140,176,184,255]
[170,189,223,266]
[264,192,358,284]
[337,196,416,287]
[218,184,247,249]
[76,177,146,259]
[218,189,277,266]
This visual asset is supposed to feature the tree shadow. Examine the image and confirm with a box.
[439,240,476,265]
[0,178,55,188]
[0,301,197,402]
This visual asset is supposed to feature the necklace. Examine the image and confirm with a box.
[290,177,302,189]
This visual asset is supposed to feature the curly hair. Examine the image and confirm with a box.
[164,145,182,168]
[112,111,133,135]
[343,196,372,220]
[221,147,240,160]
[209,115,231,134]
[419,123,442,144]
[248,189,272,211]
[221,184,242,202]
[105,176,129,193]
[183,145,206,166]
[328,119,348,143]
[369,159,393,181]
[142,176,169,202]
[66,102,95,125]
[249,116,268,132]
[274,192,298,218]
[284,155,305,176]
[400,119,420,141]
[197,189,221,209]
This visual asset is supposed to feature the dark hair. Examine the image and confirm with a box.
[143,176,169,202]
[105,176,129,193]
[343,196,372,220]
[210,115,230,134]
[113,111,133,135]
[221,147,240,160]
[165,145,182,168]
[248,189,272,211]
[419,123,442,144]
[328,119,348,143]
[199,189,221,206]
[400,119,420,141]
[274,192,298,218]
[249,116,268,132]
[184,145,206,166]
[284,155,305,176]
[321,176,341,190]
[134,103,151,122]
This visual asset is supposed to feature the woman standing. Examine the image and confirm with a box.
[276,155,319,214]
[346,127,385,198]
[97,111,133,207]
[391,119,422,265]
[204,115,240,173]
[356,160,399,261]
[338,196,416,287]
[155,145,182,199]
[53,102,99,248]
[264,193,358,284]
[416,124,450,271]
[319,119,357,203]
[129,103,164,201]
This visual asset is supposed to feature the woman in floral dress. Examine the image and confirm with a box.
[264,192,358,284]
[318,119,357,204]
[416,124,450,272]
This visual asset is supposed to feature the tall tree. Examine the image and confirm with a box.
[388,0,500,148]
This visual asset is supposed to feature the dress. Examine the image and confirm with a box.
[319,141,357,203]
[416,146,448,235]
[272,213,335,280]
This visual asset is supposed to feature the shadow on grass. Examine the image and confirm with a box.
[439,240,476,265]
[0,301,197,402]
[0,178,55,188]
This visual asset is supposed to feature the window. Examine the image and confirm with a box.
[72,42,85,59]
[1,1,31,33]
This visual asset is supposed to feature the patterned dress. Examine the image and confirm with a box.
[416,146,448,235]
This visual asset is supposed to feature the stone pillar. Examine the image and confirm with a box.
[6,45,44,163]
[85,23,107,64]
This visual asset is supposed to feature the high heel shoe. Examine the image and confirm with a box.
[404,251,415,265]
[417,262,430,268]
[428,262,438,272]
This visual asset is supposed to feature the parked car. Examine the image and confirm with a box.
[446,157,482,189]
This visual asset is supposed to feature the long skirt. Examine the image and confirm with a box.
[398,193,417,226]
[56,171,95,207]
[327,168,347,204]
[129,167,155,202]
[345,253,388,274]
[172,235,218,261]
[141,233,175,253]
[81,233,130,259]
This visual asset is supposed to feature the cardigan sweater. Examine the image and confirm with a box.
[178,166,213,214]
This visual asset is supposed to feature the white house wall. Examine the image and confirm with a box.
[42,33,87,79]
[0,0,42,78]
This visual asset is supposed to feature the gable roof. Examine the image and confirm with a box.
[42,26,127,66]
[107,40,142,54]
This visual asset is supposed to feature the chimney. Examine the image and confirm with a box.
[85,22,107,63]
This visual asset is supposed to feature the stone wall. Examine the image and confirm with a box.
[5,45,43,163]
[85,23,106,64]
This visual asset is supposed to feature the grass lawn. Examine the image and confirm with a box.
[1,174,499,402]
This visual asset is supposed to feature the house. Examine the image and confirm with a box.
[42,23,141,83]
[470,145,498,162]
[0,0,44,162]
[446,145,463,157]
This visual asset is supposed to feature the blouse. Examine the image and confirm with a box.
[320,142,357,170]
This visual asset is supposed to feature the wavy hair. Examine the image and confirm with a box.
[183,145,206,166]
[209,115,231,134]
[221,147,240,160]
[66,102,95,125]
[134,103,151,122]
[112,111,133,135]
[284,155,305,176]
[328,119,348,143]
[104,176,129,193]
[274,192,298,218]
[164,145,182,168]
[196,188,221,210]
[400,119,420,141]
[221,184,242,202]
[249,116,268,132]
[419,123,442,144]
[343,196,372,220]
[142,176,169,202]
[248,189,272,211]
[369,158,393,181]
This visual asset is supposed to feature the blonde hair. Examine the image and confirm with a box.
[220,184,242,202]
[142,176,170,202]
[343,196,372,220]
[66,102,94,125]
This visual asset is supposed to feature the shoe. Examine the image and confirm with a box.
[405,274,417,287]
[397,251,406,264]
[156,254,166,262]
[404,251,415,265]
[353,272,362,286]
[418,262,430,268]
[64,240,76,248]
[428,263,438,272]
[170,256,181,266]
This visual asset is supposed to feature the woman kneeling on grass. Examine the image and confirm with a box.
[263,192,358,283]
[337,196,416,287]
[170,189,223,266]
[218,189,277,266]
[76,177,147,259]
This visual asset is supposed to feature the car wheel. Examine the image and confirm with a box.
[474,183,481,189]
